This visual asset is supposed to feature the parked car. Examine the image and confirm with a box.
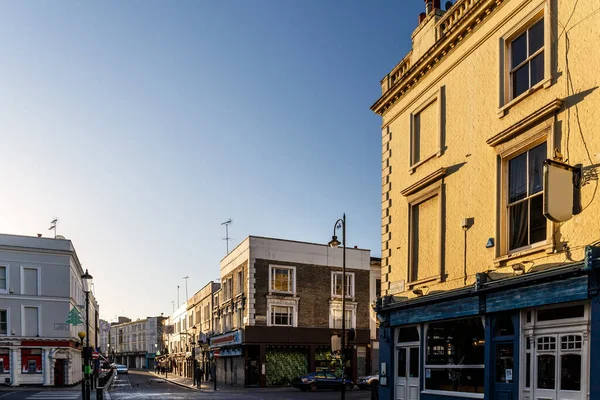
[357,373,379,390]
[291,372,353,392]
[116,364,129,374]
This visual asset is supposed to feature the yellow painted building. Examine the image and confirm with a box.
[371,0,600,399]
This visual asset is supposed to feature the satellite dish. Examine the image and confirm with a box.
[55,235,66,239]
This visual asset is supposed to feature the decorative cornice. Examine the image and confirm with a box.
[371,0,506,116]
[486,99,564,147]
[401,167,448,197]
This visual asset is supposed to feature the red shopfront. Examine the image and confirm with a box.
[0,348,9,374]
[21,349,42,374]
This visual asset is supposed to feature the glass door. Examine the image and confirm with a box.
[532,334,585,400]
[396,346,419,400]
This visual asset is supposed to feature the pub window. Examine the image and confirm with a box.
[507,142,547,250]
[425,317,485,394]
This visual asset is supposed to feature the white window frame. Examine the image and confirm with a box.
[329,302,356,329]
[331,271,355,299]
[268,265,296,295]
[21,305,42,337]
[20,265,41,296]
[0,307,9,336]
[266,297,299,327]
[268,305,294,327]
[498,2,552,116]
[498,133,552,258]
[0,264,8,294]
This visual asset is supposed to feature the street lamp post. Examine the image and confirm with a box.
[78,331,86,400]
[81,270,93,400]
[328,213,347,400]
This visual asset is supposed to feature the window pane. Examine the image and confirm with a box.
[529,19,544,55]
[0,267,6,290]
[397,348,406,378]
[0,310,7,334]
[409,347,419,378]
[426,317,485,365]
[537,355,555,389]
[495,344,514,382]
[530,52,544,88]
[509,153,527,203]
[273,269,290,292]
[561,354,581,391]
[425,368,484,393]
[398,327,419,343]
[529,195,546,244]
[509,201,528,250]
[512,64,530,98]
[494,314,515,336]
[333,274,342,296]
[511,32,527,68]
[538,305,584,321]
[525,352,531,387]
[528,143,546,195]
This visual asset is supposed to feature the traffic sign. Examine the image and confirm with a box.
[92,351,99,360]
[213,349,220,359]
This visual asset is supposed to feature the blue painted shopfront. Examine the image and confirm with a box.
[376,246,600,400]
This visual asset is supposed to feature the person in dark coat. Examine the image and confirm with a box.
[194,366,202,388]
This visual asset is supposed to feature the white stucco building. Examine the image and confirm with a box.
[109,316,163,370]
[0,233,99,387]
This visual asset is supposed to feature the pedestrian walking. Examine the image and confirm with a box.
[194,366,202,388]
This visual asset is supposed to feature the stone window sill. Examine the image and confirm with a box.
[493,241,554,267]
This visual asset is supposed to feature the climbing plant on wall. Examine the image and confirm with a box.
[265,348,308,386]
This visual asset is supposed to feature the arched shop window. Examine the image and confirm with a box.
[398,327,419,343]
[425,317,485,394]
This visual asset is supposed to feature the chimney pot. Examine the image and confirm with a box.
[354,246,358,249]
[419,12,427,23]
[37,233,42,237]
[424,0,441,14]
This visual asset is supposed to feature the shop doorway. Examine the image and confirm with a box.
[54,359,65,387]
[396,346,419,400]
[522,303,589,400]
[395,326,420,400]
[247,345,260,387]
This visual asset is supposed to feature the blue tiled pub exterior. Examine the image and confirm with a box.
[376,246,600,400]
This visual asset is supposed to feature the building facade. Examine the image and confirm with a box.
[209,236,378,387]
[0,233,99,387]
[371,1,600,399]
[190,281,220,377]
[109,316,163,370]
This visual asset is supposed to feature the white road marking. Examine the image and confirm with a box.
[26,392,80,400]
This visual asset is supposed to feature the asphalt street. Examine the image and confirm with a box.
[108,370,373,400]
[0,388,81,400]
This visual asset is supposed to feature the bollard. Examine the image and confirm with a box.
[96,387,104,400]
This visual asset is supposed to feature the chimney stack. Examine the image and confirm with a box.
[425,0,441,15]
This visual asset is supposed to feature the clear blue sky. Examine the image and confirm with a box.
[0,1,423,320]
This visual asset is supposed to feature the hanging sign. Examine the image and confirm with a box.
[544,159,581,222]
